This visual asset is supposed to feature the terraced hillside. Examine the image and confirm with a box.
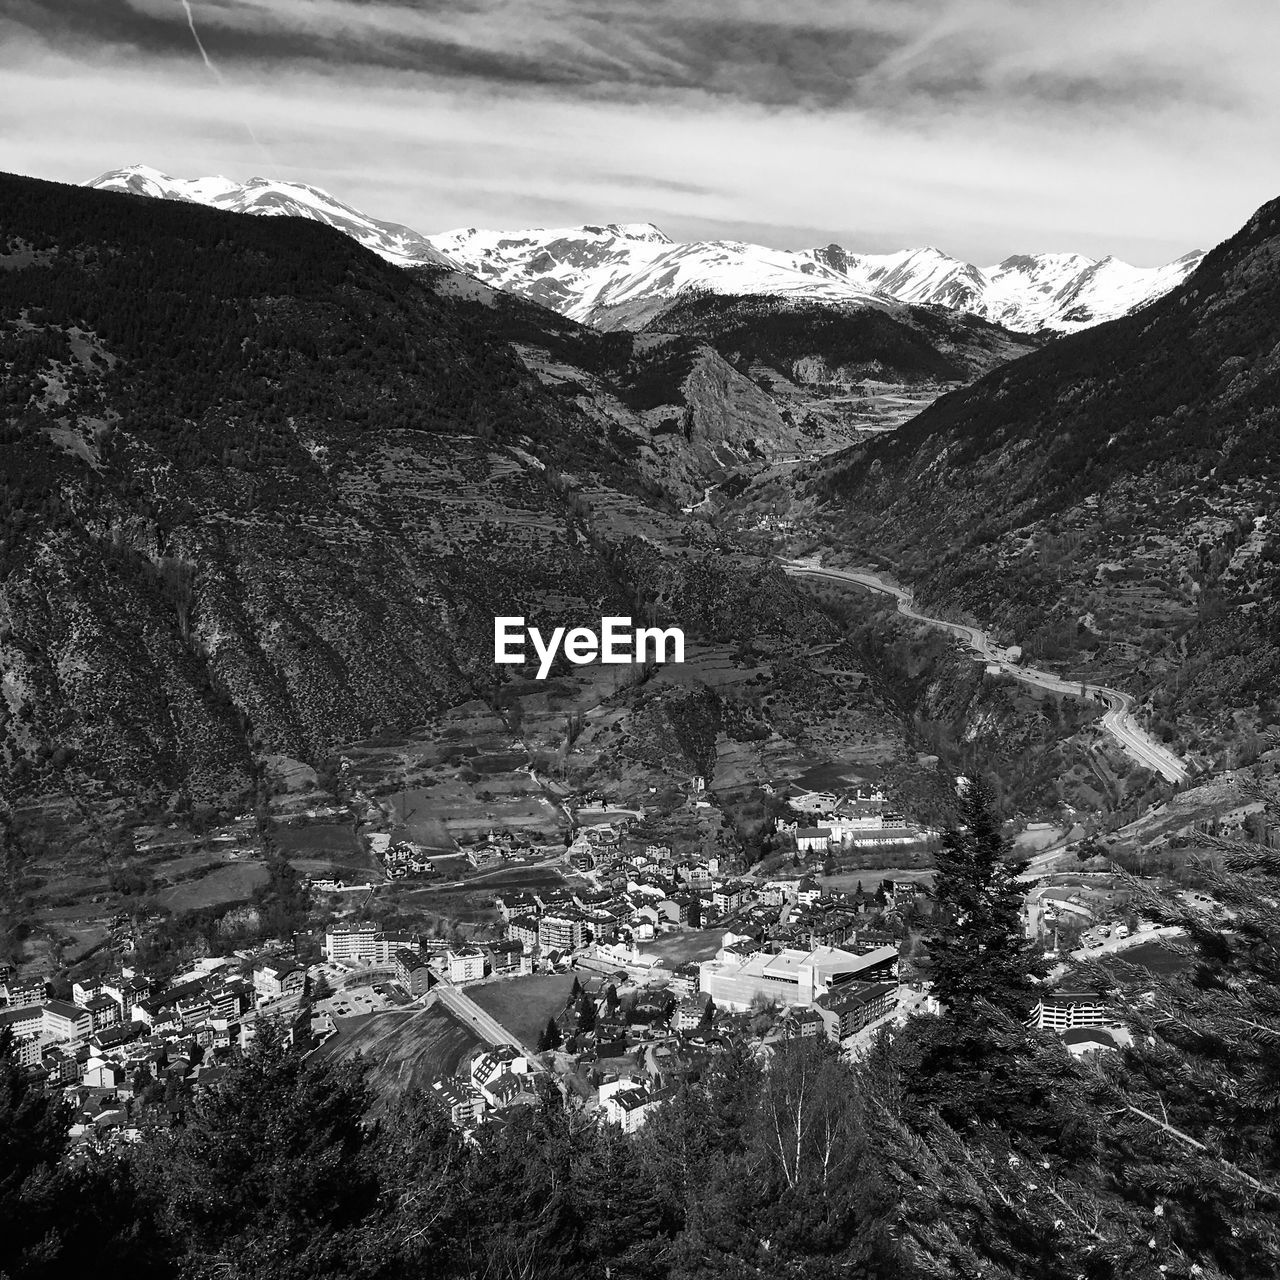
[797,194,1280,773]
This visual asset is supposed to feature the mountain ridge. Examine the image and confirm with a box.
[794,188,1280,772]
[86,164,1202,334]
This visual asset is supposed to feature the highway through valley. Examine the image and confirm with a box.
[781,559,1189,785]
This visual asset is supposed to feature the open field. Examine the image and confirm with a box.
[153,862,269,912]
[275,821,370,864]
[640,928,725,966]
[469,974,577,1045]
[818,867,934,894]
[1012,825,1069,853]
[314,1004,484,1101]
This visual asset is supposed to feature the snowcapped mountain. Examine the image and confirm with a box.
[86,165,458,269]
[434,226,1204,333]
[426,223,884,330]
[85,165,1202,334]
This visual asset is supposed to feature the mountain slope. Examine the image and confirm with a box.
[0,171,921,825]
[87,164,460,268]
[640,292,1040,385]
[805,193,1280,767]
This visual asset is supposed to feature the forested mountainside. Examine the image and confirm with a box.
[809,193,1280,769]
[640,292,1041,386]
[0,173,828,816]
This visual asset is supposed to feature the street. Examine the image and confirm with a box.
[781,559,1189,785]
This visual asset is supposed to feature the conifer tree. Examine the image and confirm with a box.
[537,1016,563,1052]
[924,776,1047,1019]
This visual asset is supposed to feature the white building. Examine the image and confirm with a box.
[446,947,486,984]
[1032,990,1109,1030]
[599,1077,661,1133]
[700,940,898,1011]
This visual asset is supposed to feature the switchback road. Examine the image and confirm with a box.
[782,559,1189,785]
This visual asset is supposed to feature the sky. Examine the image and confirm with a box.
[4,0,1280,264]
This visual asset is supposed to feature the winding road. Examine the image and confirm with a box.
[781,559,1189,784]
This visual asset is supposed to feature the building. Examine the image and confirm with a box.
[207,986,245,1020]
[485,939,529,977]
[700,940,898,1011]
[176,994,213,1029]
[102,976,150,1019]
[672,996,709,1031]
[507,916,539,954]
[432,1078,486,1128]
[599,1077,666,1133]
[1,977,46,1009]
[779,1006,826,1039]
[41,1000,92,1043]
[815,982,898,1042]
[83,1057,125,1090]
[324,924,423,966]
[84,993,122,1031]
[0,1004,44,1040]
[666,963,702,999]
[469,1046,531,1107]
[793,827,832,854]
[1032,990,1109,1031]
[252,958,305,1001]
[711,882,751,915]
[90,1024,138,1055]
[539,913,588,954]
[324,922,383,964]
[446,946,486,985]
[72,978,105,1007]
[0,1006,42,1066]
[395,949,434,997]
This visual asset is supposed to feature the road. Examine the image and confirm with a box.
[782,559,1189,785]
[430,981,547,1070]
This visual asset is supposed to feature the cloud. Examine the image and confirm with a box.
[3,0,1280,264]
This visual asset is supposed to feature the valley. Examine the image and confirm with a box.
[0,169,1251,979]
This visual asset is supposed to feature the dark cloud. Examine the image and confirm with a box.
[4,0,1278,266]
[6,0,1225,115]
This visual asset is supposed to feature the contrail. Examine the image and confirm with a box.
[177,0,273,163]
[179,0,225,84]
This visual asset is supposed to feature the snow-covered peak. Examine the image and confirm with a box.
[86,165,459,269]
[85,165,1204,333]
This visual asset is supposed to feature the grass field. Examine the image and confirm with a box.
[315,1005,484,1102]
[639,928,725,966]
[469,974,577,1045]
[154,862,268,912]
[818,868,934,894]
[275,822,368,861]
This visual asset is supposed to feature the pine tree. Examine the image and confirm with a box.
[698,995,716,1030]
[924,776,1047,1019]
[131,1020,377,1278]
[537,1016,563,1052]
[0,1027,73,1277]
